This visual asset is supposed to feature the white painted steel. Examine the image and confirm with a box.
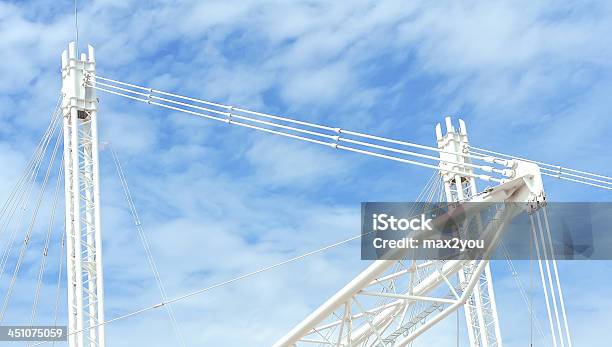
[542,208,572,346]
[88,75,612,190]
[437,118,502,347]
[273,167,541,346]
[87,83,508,183]
[61,42,105,347]
[44,54,584,346]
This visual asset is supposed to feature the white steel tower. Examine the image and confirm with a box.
[61,42,106,347]
[436,118,503,346]
[274,117,544,346]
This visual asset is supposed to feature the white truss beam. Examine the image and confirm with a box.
[274,168,543,346]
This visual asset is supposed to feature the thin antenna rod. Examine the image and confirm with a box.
[74,0,79,51]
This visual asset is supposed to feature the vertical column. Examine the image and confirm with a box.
[87,43,106,345]
[62,42,86,347]
[61,103,80,347]
[82,119,98,343]
[61,42,105,347]
[436,117,502,347]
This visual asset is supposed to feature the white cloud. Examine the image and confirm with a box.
[245,136,353,188]
[0,1,611,346]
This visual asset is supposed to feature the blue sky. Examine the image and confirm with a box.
[0,0,611,346]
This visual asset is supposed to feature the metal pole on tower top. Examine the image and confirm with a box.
[61,42,106,347]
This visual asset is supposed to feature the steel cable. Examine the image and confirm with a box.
[109,146,186,347]
[87,83,506,183]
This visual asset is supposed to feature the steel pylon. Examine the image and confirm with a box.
[436,117,503,346]
[274,118,544,347]
[61,42,106,347]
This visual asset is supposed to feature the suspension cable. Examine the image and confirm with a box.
[470,148,612,190]
[52,229,65,347]
[89,76,611,191]
[88,83,506,183]
[0,118,63,322]
[0,107,63,284]
[535,211,565,347]
[540,174,612,190]
[470,146,612,181]
[31,231,364,346]
[530,217,534,347]
[92,76,492,163]
[541,208,572,346]
[0,96,62,226]
[470,147,612,189]
[529,213,558,347]
[109,145,186,347]
[30,160,64,326]
[89,80,506,176]
[0,100,62,236]
[500,243,547,345]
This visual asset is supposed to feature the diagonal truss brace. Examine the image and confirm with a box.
[437,117,502,347]
[273,161,545,347]
[61,42,106,347]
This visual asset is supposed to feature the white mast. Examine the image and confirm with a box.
[61,42,106,347]
[436,117,503,346]
[273,116,544,346]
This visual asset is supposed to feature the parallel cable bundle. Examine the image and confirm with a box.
[0,99,66,329]
[86,76,518,184]
[529,208,572,347]
[470,146,612,190]
[86,75,612,191]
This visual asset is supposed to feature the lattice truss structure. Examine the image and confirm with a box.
[438,119,501,347]
[66,42,585,347]
[60,42,105,347]
[3,41,609,347]
[274,119,547,347]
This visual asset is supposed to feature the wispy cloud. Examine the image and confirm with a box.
[0,1,611,346]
